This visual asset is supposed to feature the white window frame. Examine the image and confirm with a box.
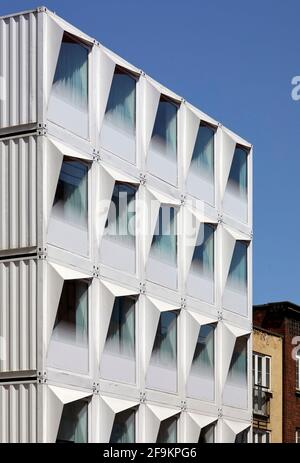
[296,428,300,444]
[253,428,271,444]
[253,352,271,390]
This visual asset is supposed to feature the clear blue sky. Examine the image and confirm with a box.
[2,0,300,305]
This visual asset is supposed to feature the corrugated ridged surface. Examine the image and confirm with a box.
[0,259,37,372]
[0,136,37,250]
[0,12,37,128]
[0,382,37,443]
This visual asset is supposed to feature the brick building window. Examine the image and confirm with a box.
[253,352,271,389]
[253,428,270,443]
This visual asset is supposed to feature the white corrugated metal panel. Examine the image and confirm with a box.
[0,135,37,251]
[0,382,37,443]
[0,12,37,129]
[0,259,37,373]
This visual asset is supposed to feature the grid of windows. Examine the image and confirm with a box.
[0,8,253,445]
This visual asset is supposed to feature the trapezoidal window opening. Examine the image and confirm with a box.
[56,399,89,443]
[48,156,90,256]
[47,279,90,374]
[101,66,137,163]
[48,32,89,139]
[100,295,136,384]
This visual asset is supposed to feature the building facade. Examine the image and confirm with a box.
[254,302,300,443]
[0,7,253,443]
[252,327,283,443]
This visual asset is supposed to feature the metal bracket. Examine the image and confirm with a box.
[180,400,187,411]
[139,392,146,404]
[139,282,146,294]
[36,6,48,13]
[217,213,223,224]
[93,39,100,47]
[37,371,47,384]
[217,310,223,321]
[180,194,186,205]
[181,298,186,310]
[37,247,48,260]
[217,408,223,418]
[92,382,100,394]
[37,122,47,136]
[92,149,101,162]
[92,265,100,278]
[139,173,146,185]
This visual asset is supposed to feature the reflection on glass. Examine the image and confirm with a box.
[150,98,177,160]
[199,422,215,443]
[110,409,135,443]
[191,224,214,278]
[157,416,177,443]
[191,124,214,181]
[104,182,136,246]
[151,311,177,368]
[56,400,88,443]
[235,429,248,443]
[104,70,136,136]
[227,147,248,198]
[48,280,89,373]
[151,206,177,265]
[192,325,214,375]
[105,297,135,359]
[227,337,248,389]
[53,158,88,230]
[227,241,247,292]
[52,35,88,111]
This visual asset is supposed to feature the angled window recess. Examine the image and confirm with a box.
[235,428,249,443]
[148,96,178,185]
[48,33,89,139]
[100,68,136,163]
[110,408,136,443]
[223,240,248,316]
[48,157,90,256]
[100,296,136,384]
[100,182,137,273]
[187,324,215,401]
[199,422,216,443]
[224,336,248,409]
[223,146,248,223]
[56,400,88,443]
[187,223,215,303]
[146,311,177,393]
[187,123,215,204]
[157,415,178,443]
[47,280,89,374]
[147,205,178,289]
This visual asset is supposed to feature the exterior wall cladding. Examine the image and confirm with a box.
[0,7,253,443]
[254,303,300,443]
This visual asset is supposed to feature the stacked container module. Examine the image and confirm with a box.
[0,7,253,443]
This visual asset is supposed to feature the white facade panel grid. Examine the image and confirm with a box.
[0,7,253,442]
[0,381,252,443]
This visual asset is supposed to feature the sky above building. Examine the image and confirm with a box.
[2,0,300,305]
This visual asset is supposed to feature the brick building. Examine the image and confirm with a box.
[254,302,300,443]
